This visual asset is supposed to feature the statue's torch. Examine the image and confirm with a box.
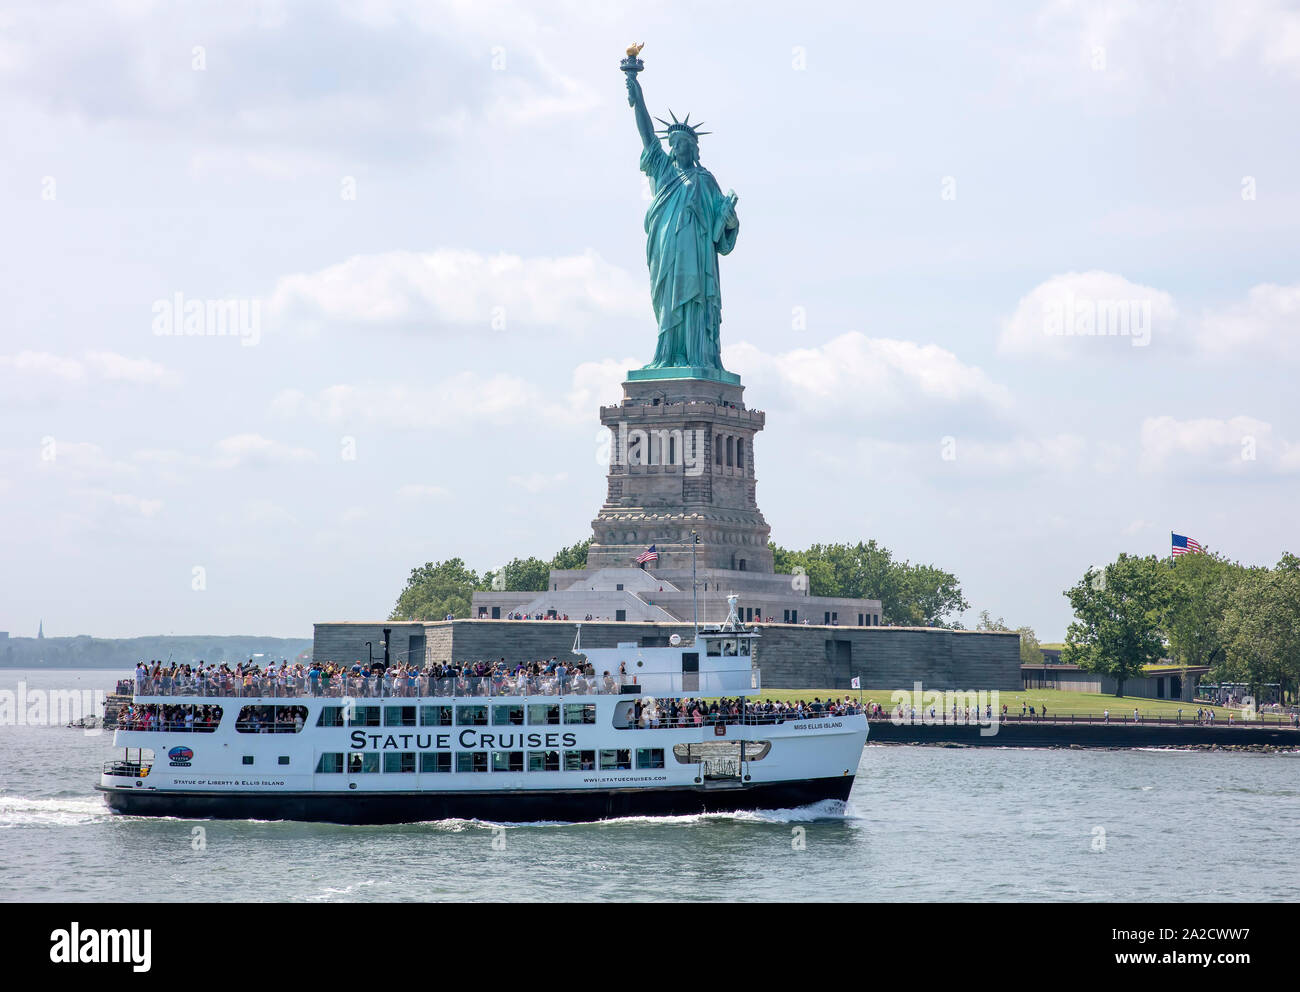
[621,43,645,105]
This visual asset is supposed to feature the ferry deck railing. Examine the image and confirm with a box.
[127,669,763,701]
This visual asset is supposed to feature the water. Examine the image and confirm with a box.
[2,669,1297,902]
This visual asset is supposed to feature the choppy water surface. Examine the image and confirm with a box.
[2,669,1297,902]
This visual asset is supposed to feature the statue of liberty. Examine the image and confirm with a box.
[623,50,739,375]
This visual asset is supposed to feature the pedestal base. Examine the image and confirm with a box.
[627,366,741,386]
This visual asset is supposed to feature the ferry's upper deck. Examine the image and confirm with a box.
[129,624,760,704]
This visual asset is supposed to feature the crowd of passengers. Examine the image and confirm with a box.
[126,659,868,725]
[117,702,224,732]
[626,695,865,728]
[134,658,635,698]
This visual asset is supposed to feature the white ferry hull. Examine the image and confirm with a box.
[97,774,855,824]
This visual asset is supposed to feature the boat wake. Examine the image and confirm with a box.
[404,798,851,831]
[0,795,110,829]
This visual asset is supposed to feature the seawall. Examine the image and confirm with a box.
[867,719,1299,749]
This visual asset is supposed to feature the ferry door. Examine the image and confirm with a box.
[681,652,699,693]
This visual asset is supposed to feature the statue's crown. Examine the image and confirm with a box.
[654,110,710,138]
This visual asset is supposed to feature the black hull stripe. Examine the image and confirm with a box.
[97,777,855,824]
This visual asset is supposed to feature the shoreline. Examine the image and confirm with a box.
[866,718,1299,750]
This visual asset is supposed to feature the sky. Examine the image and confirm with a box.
[2,0,1298,641]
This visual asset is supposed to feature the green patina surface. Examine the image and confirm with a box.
[626,366,741,385]
[623,58,739,382]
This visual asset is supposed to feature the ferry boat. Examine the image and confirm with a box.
[97,601,867,824]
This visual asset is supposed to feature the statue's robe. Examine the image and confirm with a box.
[639,139,738,370]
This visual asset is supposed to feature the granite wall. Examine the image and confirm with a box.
[312,619,1021,691]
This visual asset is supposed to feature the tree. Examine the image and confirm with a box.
[975,611,1042,664]
[550,539,591,571]
[892,562,969,627]
[483,557,550,594]
[390,559,480,621]
[1160,550,1239,670]
[770,539,968,627]
[1017,626,1044,666]
[1062,553,1168,696]
[1220,554,1300,702]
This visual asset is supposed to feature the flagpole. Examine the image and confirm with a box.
[691,530,699,638]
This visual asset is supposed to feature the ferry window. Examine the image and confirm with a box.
[348,753,381,774]
[670,741,769,763]
[348,706,381,727]
[739,641,751,656]
[385,706,416,727]
[278,756,290,766]
[528,703,560,725]
[528,750,561,771]
[456,752,488,773]
[242,755,254,765]
[599,749,632,770]
[456,705,488,726]
[492,751,525,772]
[636,748,665,769]
[383,752,416,773]
[235,705,307,733]
[315,753,344,773]
[706,639,722,656]
[419,705,452,727]
[563,703,596,725]
[722,640,737,656]
[420,752,452,773]
[492,704,524,726]
[564,750,596,771]
[317,706,345,727]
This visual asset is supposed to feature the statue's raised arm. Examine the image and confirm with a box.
[624,64,656,149]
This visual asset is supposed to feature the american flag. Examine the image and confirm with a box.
[635,545,658,564]
[1171,533,1203,556]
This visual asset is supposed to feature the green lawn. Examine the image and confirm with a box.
[750,686,1240,718]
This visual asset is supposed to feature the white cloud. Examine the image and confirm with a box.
[396,484,448,500]
[943,434,1090,476]
[1139,414,1300,476]
[272,372,540,430]
[726,332,1012,420]
[0,350,178,387]
[508,472,568,493]
[268,249,643,332]
[0,350,84,380]
[0,0,599,170]
[998,271,1178,358]
[212,433,317,469]
[239,498,298,527]
[82,351,177,385]
[854,433,1089,478]
[77,488,164,518]
[1198,282,1300,360]
[33,440,137,480]
[1022,0,1300,99]
[563,356,639,417]
[273,356,637,433]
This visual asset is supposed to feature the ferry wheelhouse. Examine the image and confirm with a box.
[97,603,867,824]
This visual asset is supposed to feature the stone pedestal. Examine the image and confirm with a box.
[587,374,774,573]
